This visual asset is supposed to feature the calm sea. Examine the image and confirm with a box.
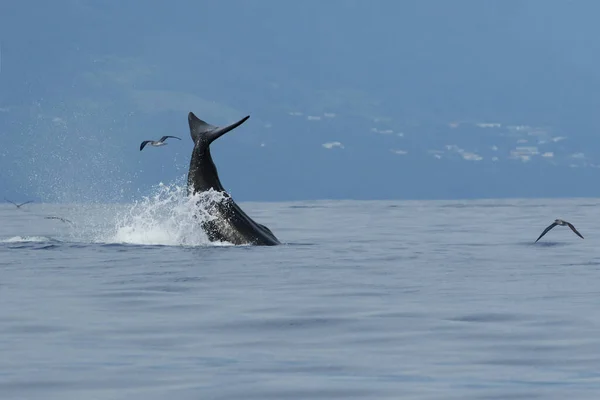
[2,193,600,399]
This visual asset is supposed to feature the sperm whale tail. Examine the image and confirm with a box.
[188,112,250,147]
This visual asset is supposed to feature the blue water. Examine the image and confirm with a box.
[2,194,600,399]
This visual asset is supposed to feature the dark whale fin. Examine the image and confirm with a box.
[188,112,250,145]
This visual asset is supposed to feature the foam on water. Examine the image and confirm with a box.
[0,236,55,243]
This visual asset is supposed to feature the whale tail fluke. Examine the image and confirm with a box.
[188,112,250,146]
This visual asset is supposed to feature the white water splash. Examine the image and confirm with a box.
[1,180,237,248]
[97,182,232,246]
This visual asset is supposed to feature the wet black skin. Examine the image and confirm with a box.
[186,112,280,246]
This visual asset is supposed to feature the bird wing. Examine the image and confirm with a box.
[45,216,74,225]
[4,198,17,206]
[567,222,584,239]
[535,222,558,243]
[159,135,182,142]
[17,200,33,207]
[140,140,152,151]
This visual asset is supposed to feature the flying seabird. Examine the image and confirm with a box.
[5,198,33,208]
[44,216,74,225]
[535,219,584,243]
[140,135,181,151]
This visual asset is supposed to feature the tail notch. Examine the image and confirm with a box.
[188,112,250,145]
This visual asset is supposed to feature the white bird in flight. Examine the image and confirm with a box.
[140,135,181,151]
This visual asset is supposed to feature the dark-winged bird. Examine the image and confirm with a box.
[535,219,584,243]
[5,198,33,208]
[44,216,74,225]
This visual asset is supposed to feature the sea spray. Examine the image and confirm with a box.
[106,182,231,246]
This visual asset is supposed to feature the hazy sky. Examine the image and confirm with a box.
[1,1,600,202]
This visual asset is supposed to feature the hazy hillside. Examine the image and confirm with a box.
[1,0,600,202]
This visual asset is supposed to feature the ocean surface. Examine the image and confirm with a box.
[2,194,600,399]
